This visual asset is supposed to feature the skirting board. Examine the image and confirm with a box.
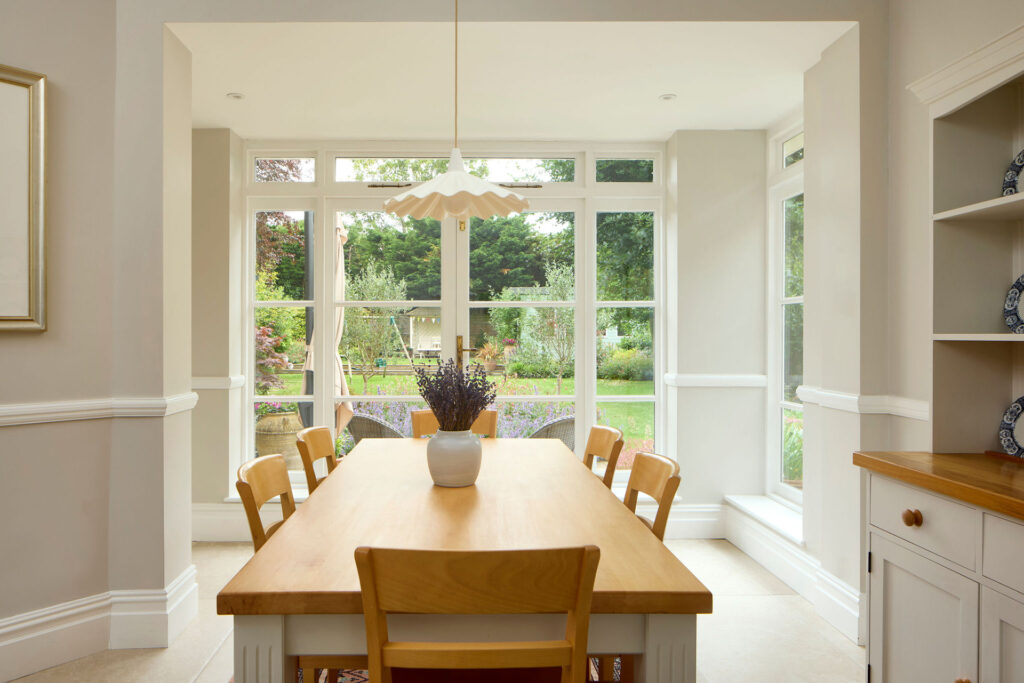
[0,565,198,681]
[724,503,861,643]
[193,502,725,542]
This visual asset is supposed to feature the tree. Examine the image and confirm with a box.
[341,262,407,392]
[469,216,546,299]
[596,211,654,331]
[255,211,306,299]
[525,262,575,393]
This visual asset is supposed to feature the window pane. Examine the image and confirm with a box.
[784,194,804,297]
[596,401,654,471]
[783,133,804,167]
[336,400,427,453]
[783,303,803,402]
[256,211,312,302]
[471,307,574,396]
[255,306,310,396]
[782,407,803,488]
[335,157,575,183]
[497,401,575,439]
[596,159,654,182]
[338,211,441,301]
[464,158,575,183]
[470,212,574,302]
[255,157,315,182]
[254,400,313,469]
[597,211,654,301]
[596,307,654,395]
[338,306,439,395]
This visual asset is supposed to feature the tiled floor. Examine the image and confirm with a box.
[16,540,864,683]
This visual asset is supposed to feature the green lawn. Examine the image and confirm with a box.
[270,371,653,398]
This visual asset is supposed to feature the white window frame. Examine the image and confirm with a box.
[239,141,665,495]
[766,118,804,505]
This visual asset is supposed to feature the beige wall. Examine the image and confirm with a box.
[0,0,116,620]
[667,130,767,503]
[192,129,244,504]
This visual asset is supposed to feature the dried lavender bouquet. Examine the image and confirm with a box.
[413,359,496,432]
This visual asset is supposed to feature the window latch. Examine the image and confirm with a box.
[498,182,542,189]
[367,182,413,188]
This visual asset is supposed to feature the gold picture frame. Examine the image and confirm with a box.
[0,63,45,330]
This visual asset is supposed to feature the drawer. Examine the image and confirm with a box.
[870,474,979,570]
[983,513,1024,595]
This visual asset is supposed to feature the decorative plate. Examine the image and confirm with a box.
[1004,148,1024,196]
[1004,275,1024,332]
[999,396,1024,458]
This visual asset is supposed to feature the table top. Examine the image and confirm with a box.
[218,438,712,615]
[854,450,1024,520]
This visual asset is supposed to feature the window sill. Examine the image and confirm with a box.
[724,494,803,545]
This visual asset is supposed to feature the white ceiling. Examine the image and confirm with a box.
[171,21,854,142]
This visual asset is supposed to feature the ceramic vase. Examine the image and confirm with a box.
[426,429,482,487]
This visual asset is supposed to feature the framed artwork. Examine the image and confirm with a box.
[0,63,45,330]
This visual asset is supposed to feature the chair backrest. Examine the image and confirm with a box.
[355,546,600,682]
[295,426,337,493]
[347,414,404,446]
[529,416,576,451]
[581,426,624,489]
[623,452,680,542]
[411,409,498,439]
[236,454,296,551]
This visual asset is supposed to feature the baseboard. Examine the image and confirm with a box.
[724,503,861,643]
[0,566,198,679]
[109,564,198,648]
[657,503,724,539]
[0,593,110,681]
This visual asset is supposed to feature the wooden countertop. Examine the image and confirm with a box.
[218,438,712,616]
[853,451,1024,520]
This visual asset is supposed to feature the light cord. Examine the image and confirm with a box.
[454,0,458,148]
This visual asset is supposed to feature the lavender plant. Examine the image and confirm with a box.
[414,359,496,432]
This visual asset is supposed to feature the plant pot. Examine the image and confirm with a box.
[255,411,304,470]
[426,429,482,487]
[482,360,498,372]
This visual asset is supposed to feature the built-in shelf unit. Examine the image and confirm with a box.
[930,69,1024,453]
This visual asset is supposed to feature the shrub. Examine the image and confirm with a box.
[597,349,653,381]
[507,359,575,379]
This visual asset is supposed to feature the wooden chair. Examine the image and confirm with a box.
[354,546,600,683]
[296,426,338,494]
[580,426,624,489]
[236,454,296,552]
[623,452,681,542]
[411,409,498,439]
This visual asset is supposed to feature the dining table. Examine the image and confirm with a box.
[217,437,713,682]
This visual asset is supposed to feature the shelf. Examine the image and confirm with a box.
[934,192,1024,222]
[933,333,1024,341]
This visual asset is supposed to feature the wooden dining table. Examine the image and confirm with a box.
[218,438,712,682]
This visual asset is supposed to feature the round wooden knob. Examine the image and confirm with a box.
[901,509,923,527]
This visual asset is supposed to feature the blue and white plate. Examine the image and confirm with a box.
[1004,148,1024,196]
[999,396,1024,458]
[1003,275,1024,332]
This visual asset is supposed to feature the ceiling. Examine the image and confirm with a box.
[171,21,854,142]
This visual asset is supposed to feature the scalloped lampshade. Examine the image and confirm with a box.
[382,148,528,221]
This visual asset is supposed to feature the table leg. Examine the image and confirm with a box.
[640,614,696,683]
[234,615,298,683]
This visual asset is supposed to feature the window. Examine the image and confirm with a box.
[244,145,662,491]
[780,194,804,489]
[782,132,804,168]
[255,157,316,182]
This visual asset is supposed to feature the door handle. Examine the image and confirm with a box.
[455,335,477,370]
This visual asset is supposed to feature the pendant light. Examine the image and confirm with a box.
[383,0,528,222]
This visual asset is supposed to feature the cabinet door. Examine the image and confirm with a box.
[870,534,978,683]
[981,586,1024,683]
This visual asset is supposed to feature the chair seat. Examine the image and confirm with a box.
[264,519,286,539]
[637,516,653,531]
[384,641,572,669]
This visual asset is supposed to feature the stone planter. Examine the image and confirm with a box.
[426,429,482,487]
[255,411,304,470]
[481,360,498,372]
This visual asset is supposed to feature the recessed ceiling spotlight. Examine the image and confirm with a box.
[658,93,677,102]
[226,92,245,100]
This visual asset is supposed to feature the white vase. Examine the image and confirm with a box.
[426,429,482,487]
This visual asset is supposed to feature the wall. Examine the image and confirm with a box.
[666,130,767,504]
[192,128,244,504]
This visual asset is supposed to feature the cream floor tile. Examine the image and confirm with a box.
[194,632,234,683]
[696,595,865,683]
[192,541,253,599]
[666,539,796,597]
